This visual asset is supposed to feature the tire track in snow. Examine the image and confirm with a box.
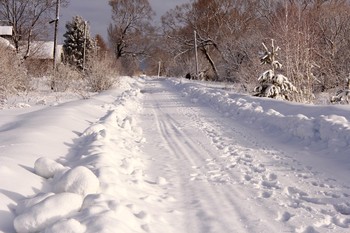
[140,79,286,233]
[176,79,350,233]
[140,78,350,233]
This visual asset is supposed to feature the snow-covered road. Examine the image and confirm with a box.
[141,79,282,232]
[1,77,350,233]
[139,78,350,233]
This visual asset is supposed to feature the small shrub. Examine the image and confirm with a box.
[50,64,83,92]
[330,77,350,104]
[84,58,118,92]
[0,45,29,97]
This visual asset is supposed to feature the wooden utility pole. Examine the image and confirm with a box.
[194,30,199,76]
[82,21,87,72]
[53,0,60,72]
[157,61,161,77]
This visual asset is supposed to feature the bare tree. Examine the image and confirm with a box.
[108,0,154,61]
[95,34,109,60]
[314,0,350,90]
[161,0,261,81]
[157,0,350,102]
[0,0,68,58]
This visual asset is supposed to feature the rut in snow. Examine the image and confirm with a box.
[139,78,350,233]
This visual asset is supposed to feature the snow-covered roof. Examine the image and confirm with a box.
[29,41,63,60]
[0,36,15,50]
[0,26,12,36]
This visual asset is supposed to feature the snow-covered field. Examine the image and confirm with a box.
[1,76,350,233]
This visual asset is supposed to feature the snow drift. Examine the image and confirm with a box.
[173,79,350,157]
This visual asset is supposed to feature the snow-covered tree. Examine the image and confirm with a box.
[330,76,350,104]
[254,40,298,101]
[63,16,95,70]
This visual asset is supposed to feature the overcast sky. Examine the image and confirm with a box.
[59,0,189,42]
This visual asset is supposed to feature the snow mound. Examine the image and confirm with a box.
[81,123,107,137]
[171,79,350,154]
[43,219,86,233]
[54,166,100,197]
[34,157,66,178]
[15,192,55,215]
[14,193,83,233]
[10,79,169,232]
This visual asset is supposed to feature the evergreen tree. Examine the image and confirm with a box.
[254,40,298,101]
[63,16,95,70]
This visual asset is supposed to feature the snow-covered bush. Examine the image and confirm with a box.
[84,58,118,92]
[330,90,350,104]
[254,40,298,101]
[330,77,350,104]
[0,44,29,98]
[50,63,83,92]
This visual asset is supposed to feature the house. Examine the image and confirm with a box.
[0,25,12,38]
[28,41,63,61]
[25,41,63,75]
[1,25,63,75]
[0,25,14,49]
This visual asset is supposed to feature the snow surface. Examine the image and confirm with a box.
[1,76,350,232]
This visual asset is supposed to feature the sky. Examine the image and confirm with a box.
[59,0,189,42]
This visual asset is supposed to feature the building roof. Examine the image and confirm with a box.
[29,41,63,60]
[0,26,12,36]
[0,37,15,50]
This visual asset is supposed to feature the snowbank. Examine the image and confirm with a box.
[170,79,350,156]
[34,157,66,178]
[53,166,100,197]
[14,193,83,233]
[9,78,153,232]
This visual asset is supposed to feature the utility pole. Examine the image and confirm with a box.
[53,0,60,72]
[194,30,199,76]
[49,0,60,90]
[157,61,161,77]
[83,21,87,72]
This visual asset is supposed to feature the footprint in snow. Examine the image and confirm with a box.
[243,174,253,182]
[284,186,308,197]
[264,173,278,181]
[295,226,320,233]
[252,164,266,173]
[259,191,273,199]
[276,211,294,222]
[331,215,350,228]
[333,202,350,215]
[240,155,253,163]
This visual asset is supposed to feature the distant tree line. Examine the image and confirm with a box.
[107,0,350,102]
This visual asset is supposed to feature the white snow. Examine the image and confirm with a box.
[53,166,100,197]
[14,193,83,233]
[1,76,350,232]
[34,157,66,179]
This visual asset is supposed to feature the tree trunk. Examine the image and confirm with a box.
[201,47,219,80]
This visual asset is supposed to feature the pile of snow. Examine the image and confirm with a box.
[11,82,149,232]
[14,193,83,232]
[34,157,65,178]
[171,79,350,156]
